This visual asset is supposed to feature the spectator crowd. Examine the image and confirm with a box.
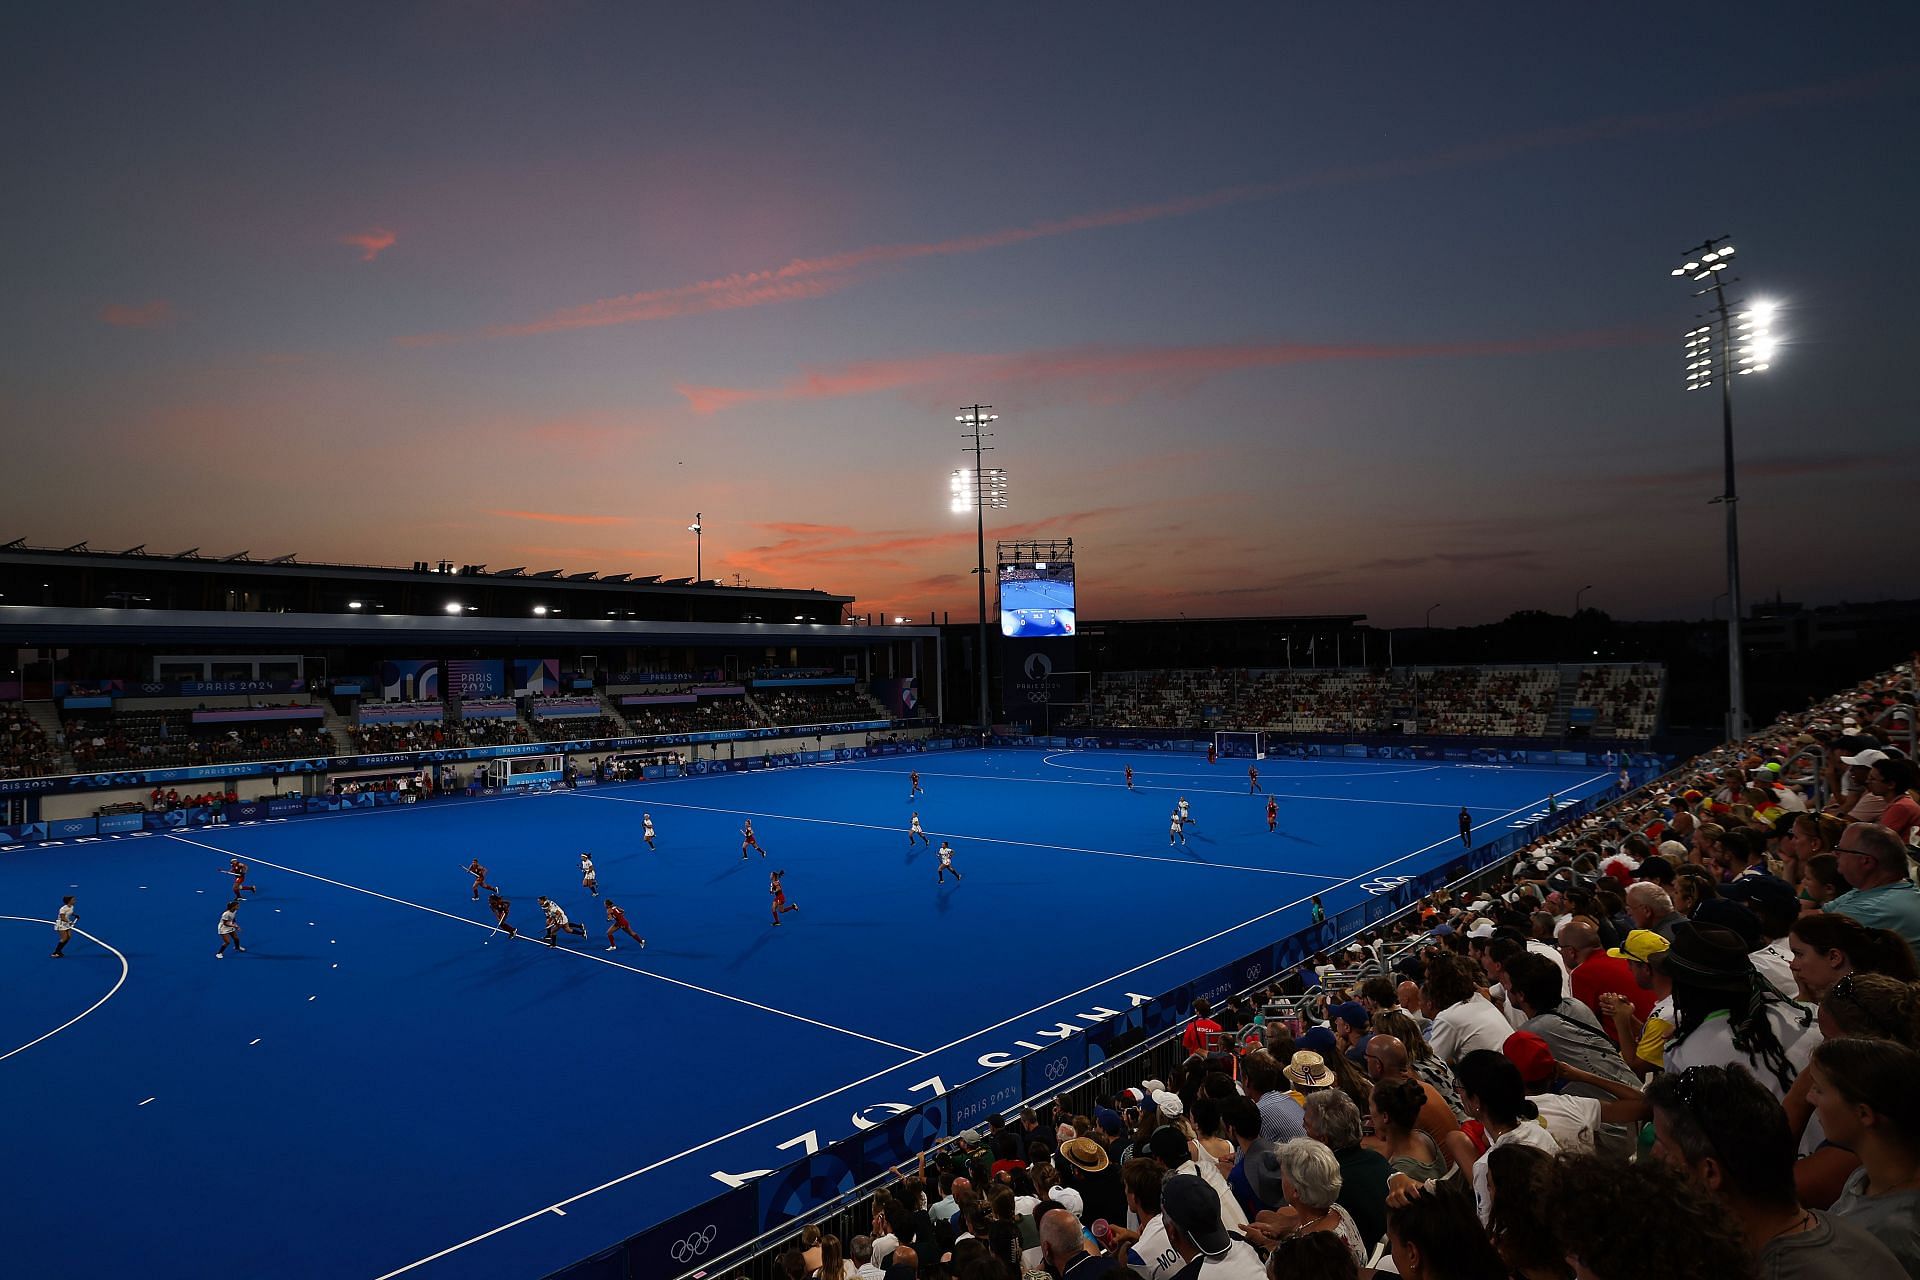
[752,661,1920,1280]
[1075,664,1665,741]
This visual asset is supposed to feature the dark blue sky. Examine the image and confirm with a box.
[4,5,1915,624]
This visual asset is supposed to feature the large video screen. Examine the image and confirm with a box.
[999,562,1076,637]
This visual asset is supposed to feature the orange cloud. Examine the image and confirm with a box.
[398,67,1905,347]
[489,509,633,526]
[341,228,398,262]
[99,300,177,329]
[678,330,1655,414]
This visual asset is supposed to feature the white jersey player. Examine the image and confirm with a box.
[580,853,599,897]
[908,811,930,847]
[1177,796,1193,826]
[216,900,244,956]
[937,841,962,883]
[539,896,588,947]
[51,895,77,958]
[1169,810,1186,845]
[642,813,656,850]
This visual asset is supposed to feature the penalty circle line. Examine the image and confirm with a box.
[0,916,130,1063]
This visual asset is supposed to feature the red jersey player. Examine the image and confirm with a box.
[908,770,924,799]
[1248,764,1261,794]
[229,858,257,896]
[486,888,517,938]
[770,870,799,925]
[1207,742,1218,766]
[741,820,766,861]
[1124,764,1135,792]
[604,900,645,950]
[466,858,492,900]
[1266,796,1279,833]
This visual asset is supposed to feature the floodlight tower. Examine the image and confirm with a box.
[953,406,1006,730]
[688,513,703,584]
[1670,236,1777,741]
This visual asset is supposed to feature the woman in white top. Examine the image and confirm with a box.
[216,900,244,956]
[1421,952,1513,1068]
[1452,1049,1558,1224]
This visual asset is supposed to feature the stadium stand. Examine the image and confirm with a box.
[619,694,754,735]
[722,660,1917,1280]
[753,686,886,726]
[1082,663,1664,740]
[0,702,63,778]
[67,707,335,768]
[1571,661,1664,738]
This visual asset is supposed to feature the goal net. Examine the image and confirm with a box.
[487,754,566,789]
[1212,731,1267,760]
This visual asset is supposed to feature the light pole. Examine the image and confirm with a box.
[1574,585,1593,616]
[953,406,1005,731]
[688,513,703,584]
[1672,236,1776,740]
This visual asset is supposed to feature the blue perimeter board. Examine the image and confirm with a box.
[0,748,1610,1279]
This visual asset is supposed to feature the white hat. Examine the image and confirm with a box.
[1141,1079,1166,1094]
[1048,1186,1084,1217]
[1151,1089,1185,1118]
[1468,921,1496,940]
[1842,749,1889,768]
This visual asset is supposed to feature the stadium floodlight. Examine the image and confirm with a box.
[1667,234,1775,741]
[532,605,548,616]
[444,602,464,614]
[954,405,1003,730]
[348,600,362,609]
[688,513,703,583]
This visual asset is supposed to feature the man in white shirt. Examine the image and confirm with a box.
[849,1234,886,1280]
[1157,1175,1266,1279]
[1117,1158,1181,1280]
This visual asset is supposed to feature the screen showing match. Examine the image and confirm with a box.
[999,562,1076,637]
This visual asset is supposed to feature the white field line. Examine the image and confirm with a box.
[161,834,920,1055]
[368,780,1595,1279]
[0,917,130,1062]
[565,790,1343,882]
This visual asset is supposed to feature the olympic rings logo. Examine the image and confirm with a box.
[670,1225,718,1261]
[1044,1058,1072,1082]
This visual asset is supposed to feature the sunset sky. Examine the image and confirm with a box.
[4,6,1916,627]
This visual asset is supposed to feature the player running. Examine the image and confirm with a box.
[642,813,657,851]
[936,841,962,883]
[604,900,645,950]
[1458,807,1472,848]
[1267,796,1279,833]
[908,770,924,799]
[1169,810,1186,846]
[908,811,930,847]
[741,820,766,861]
[1124,764,1135,792]
[1207,742,1218,766]
[216,900,244,956]
[1248,765,1262,793]
[229,857,257,896]
[486,887,517,938]
[466,858,493,900]
[538,896,589,948]
[770,870,799,924]
[580,853,599,897]
[51,895,77,958]
[1177,795,1194,826]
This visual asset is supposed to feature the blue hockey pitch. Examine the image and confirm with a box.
[0,748,1609,1279]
